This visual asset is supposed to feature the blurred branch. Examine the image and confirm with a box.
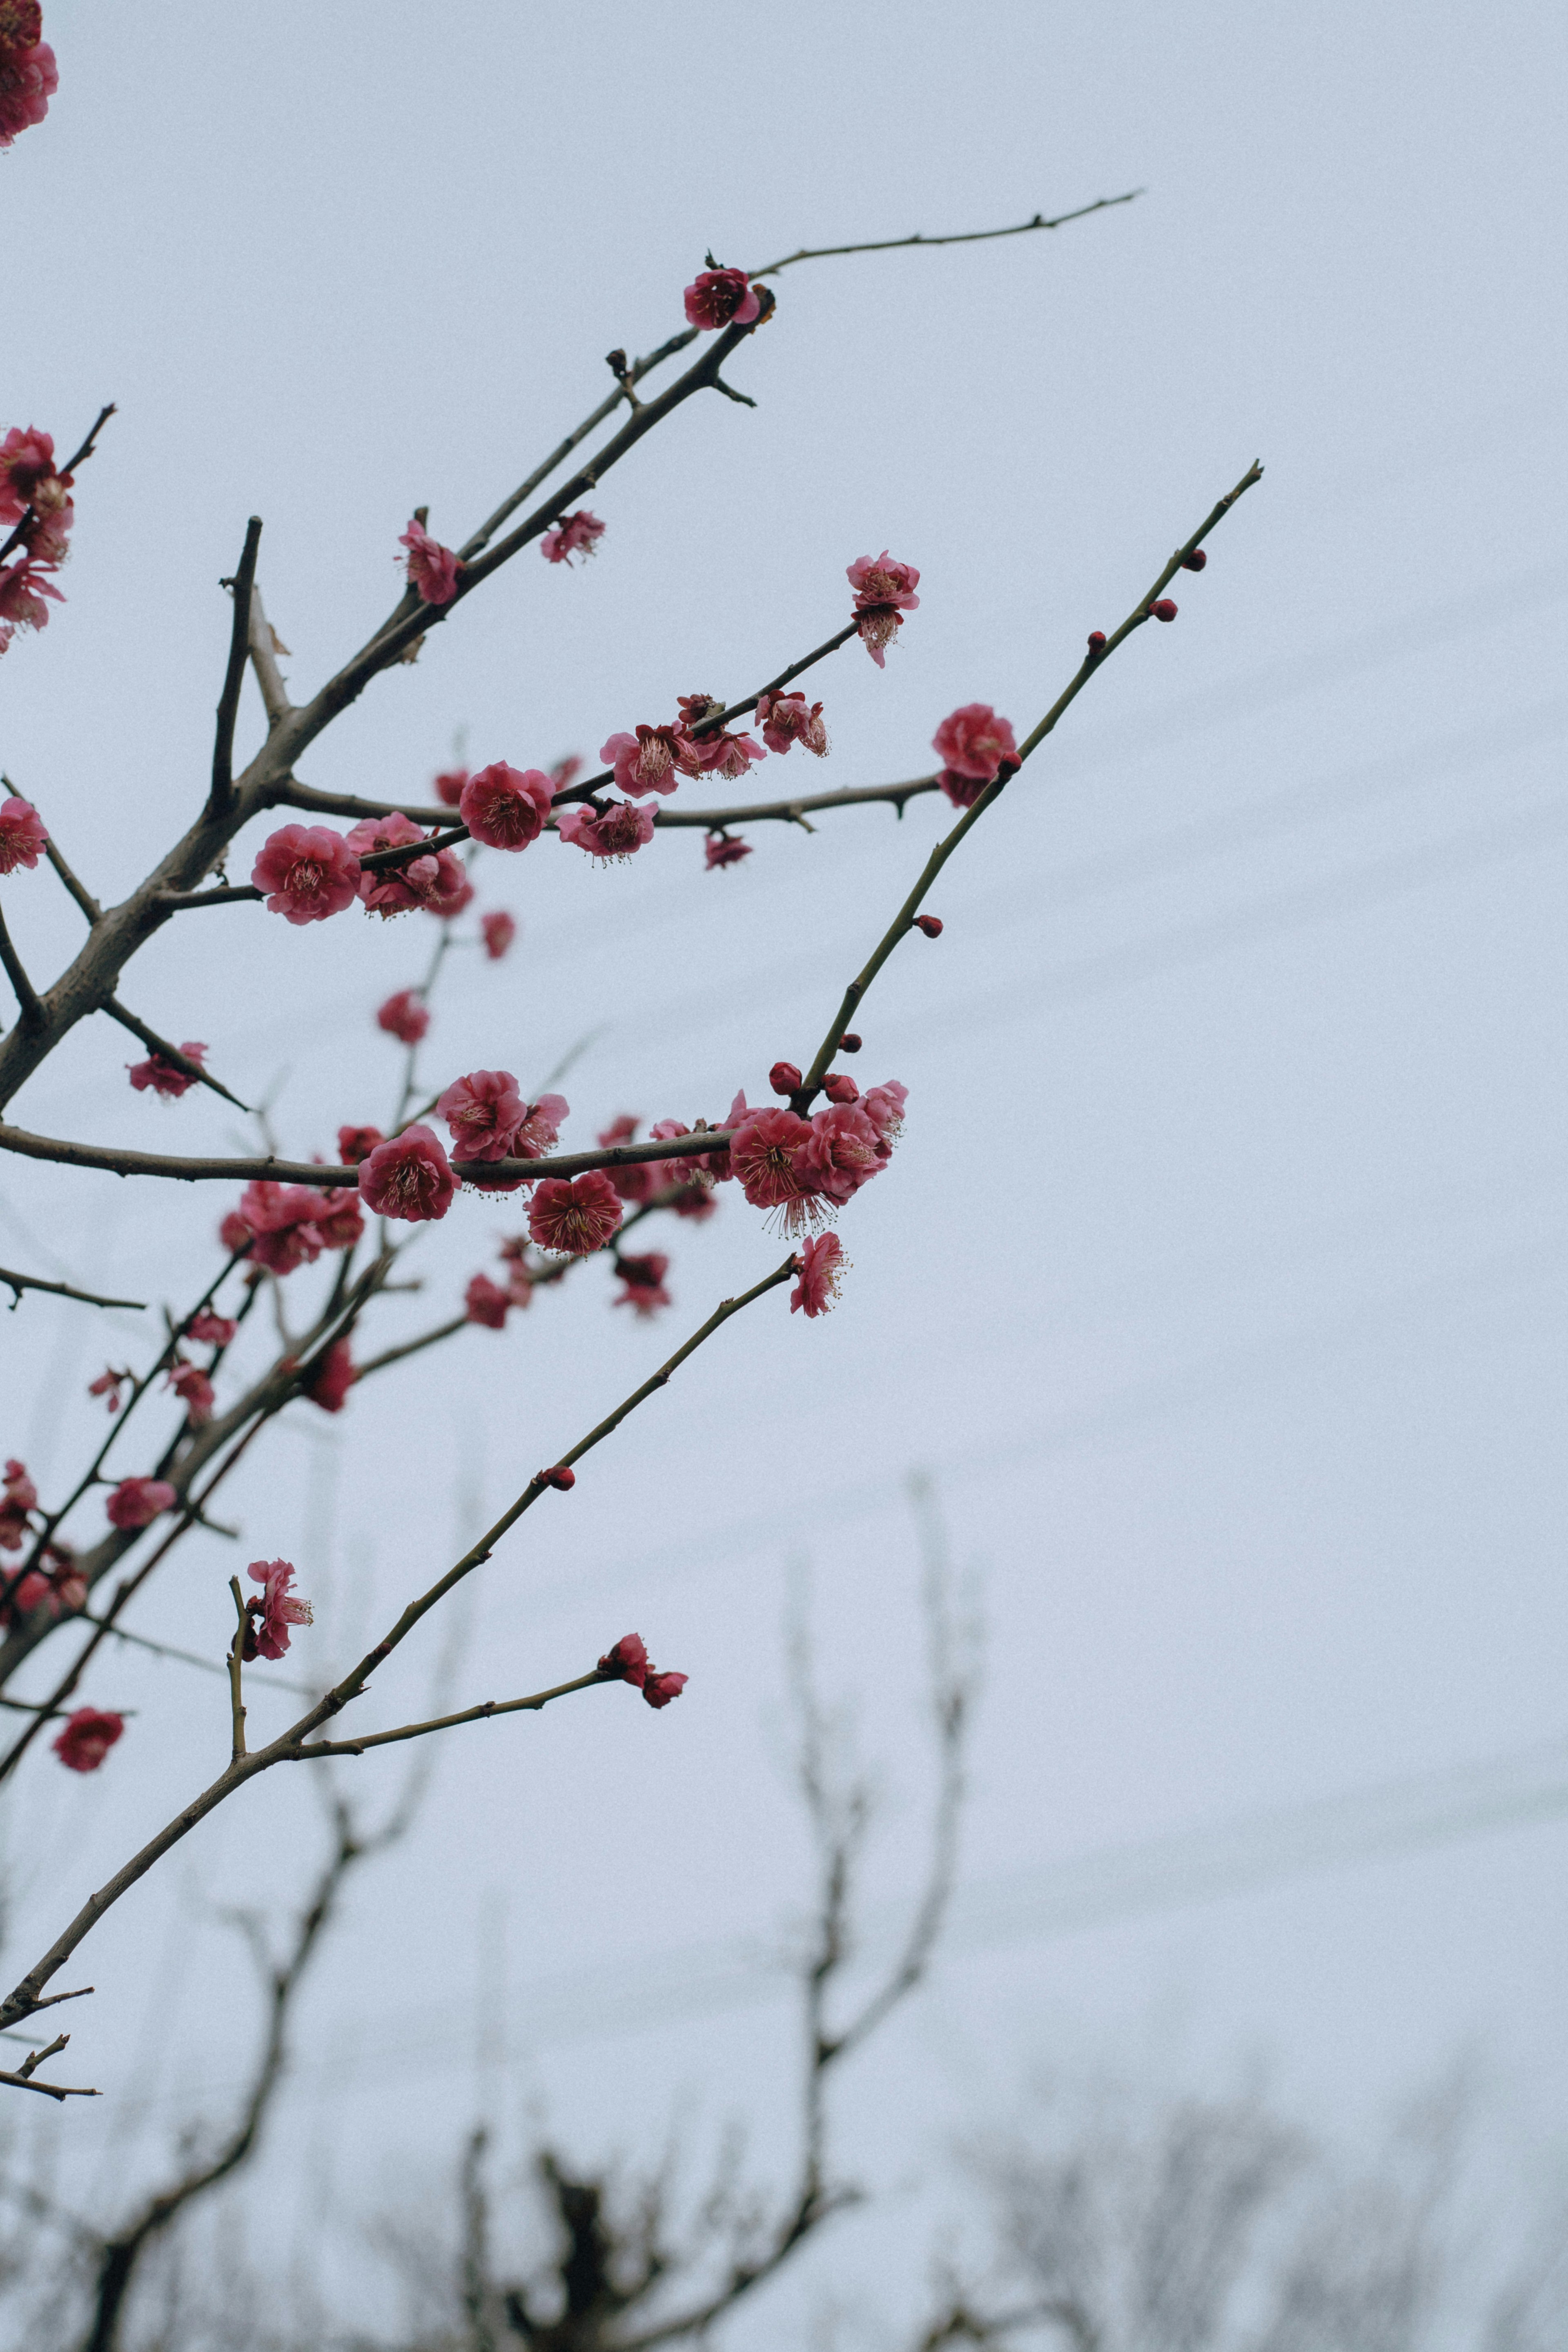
[0,1265,145,1312]
[207,517,263,820]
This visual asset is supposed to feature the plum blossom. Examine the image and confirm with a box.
[422,862,473,920]
[541,510,605,566]
[643,1668,688,1709]
[464,1272,511,1329]
[688,728,764,784]
[932,703,1018,809]
[399,519,462,606]
[0,795,48,873]
[822,1072,859,1105]
[336,1123,384,1165]
[305,1339,355,1413]
[459,762,553,851]
[730,1107,822,1232]
[683,265,761,331]
[0,556,63,637]
[791,1232,848,1319]
[251,824,360,924]
[433,766,469,807]
[1148,597,1178,622]
[0,24,56,152]
[528,1170,623,1256]
[347,813,463,918]
[704,830,751,871]
[167,1359,215,1426]
[914,914,943,938]
[601,726,686,799]
[0,422,56,520]
[88,1367,129,1412]
[187,1310,237,1347]
[357,1125,455,1222]
[105,1477,176,1530]
[481,909,516,960]
[513,1092,569,1157]
[556,800,655,863]
[597,1632,648,1685]
[794,1102,884,1206]
[755,692,829,757]
[847,550,920,669]
[0,1458,36,1550]
[612,1252,671,1315]
[53,1709,125,1774]
[231,1180,327,1275]
[127,1041,207,1099]
[311,1190,364,1250]
[769,1061,803,1096]
[437,1068,526,1163]
[376,989,429,1045]
[860,1080,909,1146]
[245,1558,312,1660]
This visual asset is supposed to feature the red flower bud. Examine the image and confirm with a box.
[769,1060,803,1096]
[1148,599,1178,623]
[1180,548,1207,571]
[839,1032,862,1054]
[914,915,943,939]
[822,1073,860,1105]
[535,1464,576,1490]
[1086,630,1107,656]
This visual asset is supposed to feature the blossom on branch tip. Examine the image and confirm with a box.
[601,725,686,799]
[460,762,553,851]
[376,989,429,1045]
[0,556,63,636]
[769,1061,802,1097]
[1086,631,1107,657]
[1148,598,1178,622]
[105,1477,176,1531]
[933,704,1018,809]
[251,824,360,925]
[187,1310,237,1347]
[528,1169,623,1257]
[914,914,943,938]
[643,1668,688,1709]
[336,1123,384,1166]
[0,422,56,520]
[730,1107,822,1233]
[305,1339,355,1413]
[612,1252,671,1316]
[0,29,55,150]
[755,692,829,757]
[438,1067,527,1163]
[399,519,462,606]
[541,510,605,566]
[52,1709,124,1774]
[481,909,517,960]
[464,1272,511,1329]
[597,1632,648,1685]
[684,265,760,332]
[127,1041,207,1099]
[0,795,48,873]
[357,1125,455,1223]
[246,1558,312,1660]
[167,1359,215,1426]
[791,1232,847,1318]
[556,800,655,863]
[847,551,921,613]
[704,830,751,871]
[433,766,470,807]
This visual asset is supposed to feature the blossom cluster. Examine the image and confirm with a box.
[0,1457,85,1622]
[0,420,71,658]
[0,4,54,155]
[597,1630,688,1709]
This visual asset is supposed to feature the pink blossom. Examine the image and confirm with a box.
[105,1477,176,1531]
[52,1709,124,1774]
[684,266,761,332]
[860,1080,908,1145]
[551,755,584,790]
[541,510,605,566]
[0,1457,36,1550]
[528,1170,623,1256]
[601,726,686,799]
[769,1061,803,1096]
[791,1232,848,1319]
[421,862,473,920]
[376,989,429,1045]
[246,1558,312,1660]
[127,1041,207,1099]
[22,475,72,563]
[643,1668,688,1710]
[167,1359,215,1426]
[0,421,54,520]
[688,728,765,783]
[346,813,457,918]
[597,1632,648,1686]
[464,1272,510,1329]
[399,519,462,606]
[612,1252,671,1316]
[357,1125,455,1222]
[0,556,63,635]
[0,32,56,151]
[756,692,829,757]
[0,796,48,873]
[305,1339,355,1413]
[187,1310,237,1347]
[437,1068,526,1163]
[793,1102,884,1205]
[235,1180,327,1275]
[433,766,469,807]
[730,1107,822,1232]
[514,1092,569,1157]
[598,1115,652,1206]
[311,1190,364,1251]
[847,551,921,612]
[674,695,724,766]
[336,1125,383,1167]
[481,909,516,961]
[459,762,553,851]
[251,824,360,924]
[704,830,751,871]
[218,1209,253,1254]
[556,800,655,863]
[88,1367,129,1412]
[822,1072,858,1105]
[932,703,1018,808]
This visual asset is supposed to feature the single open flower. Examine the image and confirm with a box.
[52,1708,124,1774]
[541,510,605,566]
[399,519,462,606]
[105,1476,176,1531]
[932,703,1018,808]
[528,1170,623,1256]
[358,1125,455,1222]
[460,762,553,851]
[246,1558,312,1659]
[683,265,760,332]
[464,1272,511,1329]
[791,1232,848,1319]
[438,1068,527,1163]
[127,1041,207,1099]
[0,795,47,873]
[556,800,655,863]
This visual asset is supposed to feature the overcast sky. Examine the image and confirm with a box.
[2,0,1566,2337]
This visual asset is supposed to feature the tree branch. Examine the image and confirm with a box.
[0,1120,735,1189]
[42,835,103,923]
[0,1265,145,1312]
[0,901,43,1030]
[100,999,252,1112]
[245,580,294,729]
[288,1668,609,1759]
[208,517,263,819]
[748,193,1142,280]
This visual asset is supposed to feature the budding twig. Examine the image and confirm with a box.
[748,192,1143,279]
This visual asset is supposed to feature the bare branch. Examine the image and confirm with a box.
[208,517,263,819]
[42,835,103,922]
[288,1668,610,1759]
[749,192,1143,279]
[245,580,294,729]
[0,1265,145,1313]
[0,900,43,1030]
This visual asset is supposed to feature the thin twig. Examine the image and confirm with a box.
[42,836,102,922]
[102,998,252,1112]
[245,581,294,728]
[289,1669,608,1759]
[208,517,263,818]
[0,902,43,1030]
[748,192,1142,279]
[0,1265,145,1312]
